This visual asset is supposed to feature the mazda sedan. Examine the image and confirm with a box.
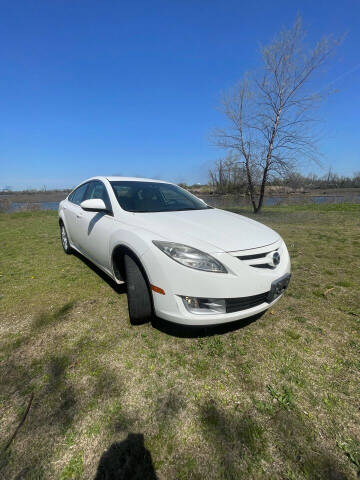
[58,176,291,325]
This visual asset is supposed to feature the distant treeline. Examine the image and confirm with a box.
[207,158,360,194]
[0,188,71,194]
[271,171,360,190]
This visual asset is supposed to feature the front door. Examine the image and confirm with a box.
[75,180,114,272]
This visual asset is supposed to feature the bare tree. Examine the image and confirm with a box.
[209,153,248,194]
[212,17,341,213]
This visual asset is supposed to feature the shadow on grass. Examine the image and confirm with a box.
[151,312,265,338]
[73,250,127,295]
[198,398,349,480]
[94,433,158,480]
[198,399,266,478]
[3,303,77,354]
[271,409,348,480]
[32,302,75,330]
[0,301,131,477]
[154,390,185,423]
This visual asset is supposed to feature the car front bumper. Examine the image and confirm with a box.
[141,240,291,326]
[155,291,286,326]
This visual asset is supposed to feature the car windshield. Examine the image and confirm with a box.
[110,181,211,213]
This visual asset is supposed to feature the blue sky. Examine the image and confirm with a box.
[1,0,359,190]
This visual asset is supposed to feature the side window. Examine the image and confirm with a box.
[84,181,112,213]
[71,183,89,206]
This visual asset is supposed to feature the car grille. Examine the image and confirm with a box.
[249,263,273,269]
[237,252,268,261]
[226,292,269,313]
[236,248,279,269]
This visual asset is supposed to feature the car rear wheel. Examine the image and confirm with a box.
[124,254,152,325]
[60,223,72,254]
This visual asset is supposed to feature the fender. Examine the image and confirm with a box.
[109,226,154,283]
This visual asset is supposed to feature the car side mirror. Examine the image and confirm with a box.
[80,198,107,212]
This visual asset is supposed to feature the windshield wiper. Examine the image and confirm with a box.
[132,206,212,213]
[172,207,212,211]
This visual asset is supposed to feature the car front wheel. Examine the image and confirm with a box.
[124,254,152,325]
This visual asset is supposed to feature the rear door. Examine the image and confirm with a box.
[75,180,114,271]
[64,182,90,249]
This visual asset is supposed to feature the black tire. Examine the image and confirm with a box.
[60,222,72,254]
[124,254,152,325]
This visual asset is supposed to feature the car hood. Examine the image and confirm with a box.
[130,208,280,252]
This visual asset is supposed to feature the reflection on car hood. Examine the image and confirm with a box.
[131,208,280,252]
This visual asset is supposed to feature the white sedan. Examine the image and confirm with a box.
[58,176,291,326]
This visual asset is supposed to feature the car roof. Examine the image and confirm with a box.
[84,176,173,184]
[106,176,171,184]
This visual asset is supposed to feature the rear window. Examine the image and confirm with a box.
[69,183,89,205]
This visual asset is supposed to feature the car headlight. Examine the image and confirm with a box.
[152,241,227,273]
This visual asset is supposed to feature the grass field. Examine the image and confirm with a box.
[0,205,359,479]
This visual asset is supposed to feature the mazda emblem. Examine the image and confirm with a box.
[273,251,280,266]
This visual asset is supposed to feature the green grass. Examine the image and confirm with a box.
[0,206,359,479]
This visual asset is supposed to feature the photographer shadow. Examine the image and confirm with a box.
[94,433,158,480]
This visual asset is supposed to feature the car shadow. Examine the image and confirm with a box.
[73,250,127,295]
[151,311,266,338]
